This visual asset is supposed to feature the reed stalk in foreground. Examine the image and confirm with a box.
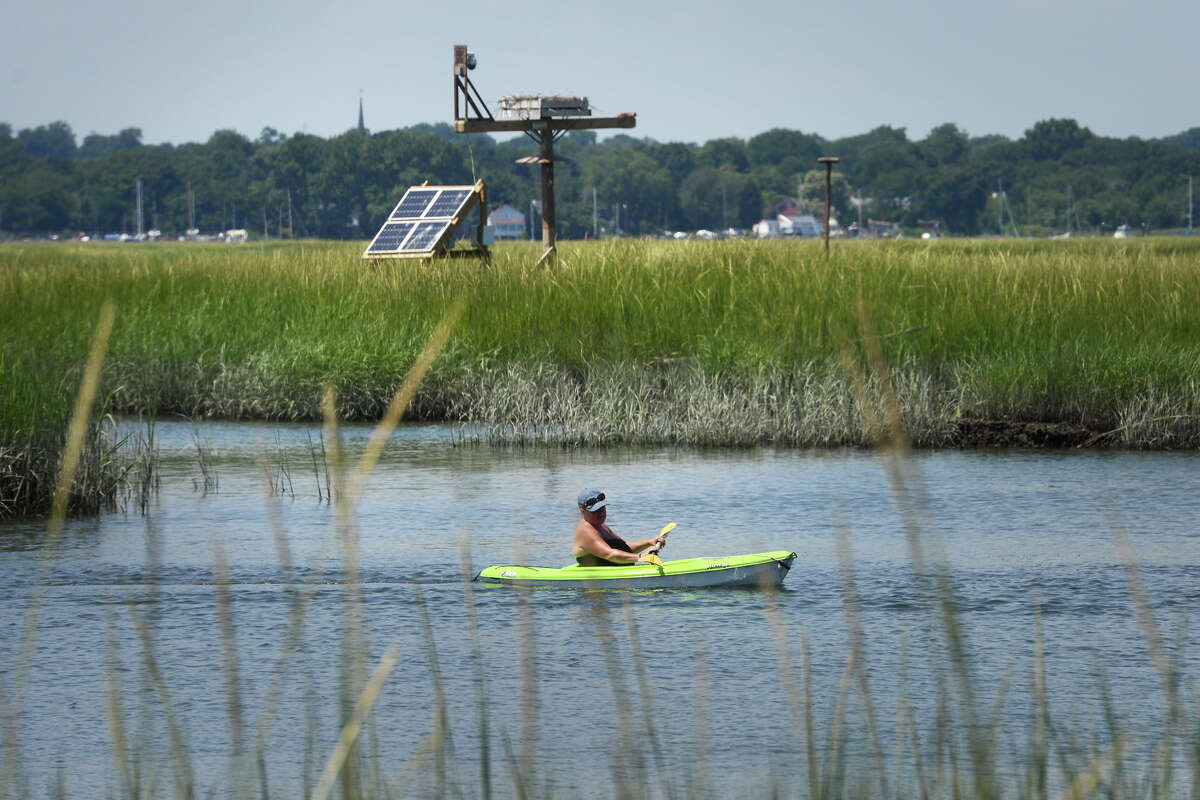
[623,596,673,800]
[461,541,494,800]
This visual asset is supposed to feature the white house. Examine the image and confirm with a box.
[488,203,526,240]
[756,214,839,239]
[779,214,822,237]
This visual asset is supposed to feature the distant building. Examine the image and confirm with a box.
[779,214,821,237]
[754,214,829,238]
[488,203,525,239]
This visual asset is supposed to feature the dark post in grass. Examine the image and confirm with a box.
[818,156,839,256]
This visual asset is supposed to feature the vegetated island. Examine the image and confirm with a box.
[2,236,1198,517]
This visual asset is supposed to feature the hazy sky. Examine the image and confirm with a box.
[3,0,1196,147]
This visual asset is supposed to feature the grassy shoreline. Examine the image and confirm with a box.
[2,237,1198,515]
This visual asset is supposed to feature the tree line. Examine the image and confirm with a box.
[1,117,1197,238]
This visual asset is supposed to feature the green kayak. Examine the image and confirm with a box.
[474,550,796,589]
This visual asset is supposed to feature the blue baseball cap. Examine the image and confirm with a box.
[577,488,606,511]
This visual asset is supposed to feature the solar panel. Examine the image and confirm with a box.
[367,221,417,253]
[401,220,452,252]
[389,189,438,219]
[364,182,486,259]
[425,189,473,219]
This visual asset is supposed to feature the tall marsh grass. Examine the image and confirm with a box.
[0,347,157,519]
[2,236,1198,514]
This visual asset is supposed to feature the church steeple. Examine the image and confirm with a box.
[357,92,366,134]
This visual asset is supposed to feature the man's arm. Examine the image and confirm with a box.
[624,535,667,553]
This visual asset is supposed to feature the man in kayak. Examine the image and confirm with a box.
[572,488,667,566]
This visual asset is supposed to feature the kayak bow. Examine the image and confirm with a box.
[474,550,796,589]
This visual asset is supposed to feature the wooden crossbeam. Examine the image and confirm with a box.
[454,114,636,134]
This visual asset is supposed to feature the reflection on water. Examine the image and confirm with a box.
[1,420,1198,796]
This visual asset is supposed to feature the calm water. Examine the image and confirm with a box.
[2,420,1198,797]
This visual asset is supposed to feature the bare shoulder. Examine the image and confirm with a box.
[574,518,596,541]
[574,518,602,547]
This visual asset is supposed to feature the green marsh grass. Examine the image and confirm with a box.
[3,237,1196,425]
[2,236,1198,518]
[4,300,1199,799]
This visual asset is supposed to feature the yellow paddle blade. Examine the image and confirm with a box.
[660,522,676,537]
[640,553,663,567]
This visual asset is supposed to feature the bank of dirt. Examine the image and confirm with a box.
[953,420,1101,449]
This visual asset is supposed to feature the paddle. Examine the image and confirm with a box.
[638,522,676,568]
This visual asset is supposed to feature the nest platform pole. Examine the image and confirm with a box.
[538,129,557,263]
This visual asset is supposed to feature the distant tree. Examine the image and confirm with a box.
[600,134,641,151]
[312,131,371,236]
[0,125,23,180]
[404,122,468,144]
[581,149,674,233]
[17,121,76,161]
[857,126,916,175]
[79,127,143,158]
[919,166,987,234]
[695,137,749,172]
[556,131,598,165]
[478,172,528,215]
[270,133,323,192]
[679,167,759,230]
[638,141,695,186]
[1160,127,1200,151]
[747,128,822,167]
[919,123,968,166]
[829,125,916,189]
[0,168,72,231]
[74,144,180,232]
[1023,118,1094,161]
[256,127,286,146]
[255,133,325,235]
[967,133,1010,150]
